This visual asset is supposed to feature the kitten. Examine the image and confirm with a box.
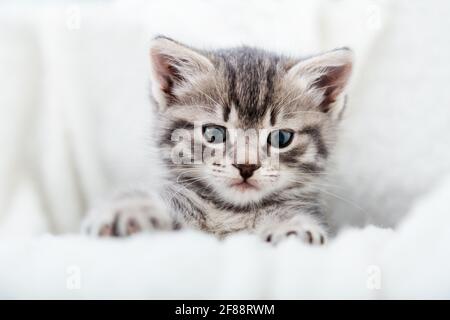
[82,36,353,245]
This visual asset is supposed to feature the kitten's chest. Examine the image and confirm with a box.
[202,207,258,235]
[200,202,284,236]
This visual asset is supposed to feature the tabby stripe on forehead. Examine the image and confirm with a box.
[223,104,231,122]
[298,126,328,158]
[270,108,277,126]
[263,58,277,118]
[224,59,238,110]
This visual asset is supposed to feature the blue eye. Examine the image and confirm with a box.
[203,125,226,144]
[268,129,294,148]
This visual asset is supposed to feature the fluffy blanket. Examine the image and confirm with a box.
[1,176,450,299]
[1,0,450,299]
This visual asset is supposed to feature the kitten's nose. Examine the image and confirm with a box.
[232,164,261,180]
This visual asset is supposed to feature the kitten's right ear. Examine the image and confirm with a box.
[149,36,213,110]
[286,48,353,119]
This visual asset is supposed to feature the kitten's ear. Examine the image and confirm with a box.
[287,48,353,118]
[149,36,214,110]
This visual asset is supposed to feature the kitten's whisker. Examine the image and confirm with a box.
[180,176,213,190]
[179,177,205,185]
[284,91,312,106]
[212,79,227,108]
[285,178,344,189]
[287,170,330,176]
[194,86,223,110]
[281,110,326,116]
[174,169,203,184]
[308,185,368,214]
[271,85,298,111]
[164,164,202,168]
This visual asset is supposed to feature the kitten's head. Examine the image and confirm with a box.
[149,36,353,208]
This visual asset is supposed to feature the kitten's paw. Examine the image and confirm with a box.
[260,220,327,245]
[82,194,176,237]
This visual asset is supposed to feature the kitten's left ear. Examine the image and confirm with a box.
[287,48,353,119]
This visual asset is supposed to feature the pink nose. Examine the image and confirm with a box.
[232,164,261,180]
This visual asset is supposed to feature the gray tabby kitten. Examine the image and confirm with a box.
[82,36,353,245]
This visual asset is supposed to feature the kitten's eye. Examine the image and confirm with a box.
[268,129,294,149]
[203,124,227,144]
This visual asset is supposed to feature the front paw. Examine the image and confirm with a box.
[82,194,176,237]
[259,219,327,245]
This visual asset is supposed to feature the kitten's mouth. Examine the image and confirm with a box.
[230,180,259,191]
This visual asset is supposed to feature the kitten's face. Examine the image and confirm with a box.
[200,118,327,206]
[150,37,352,208]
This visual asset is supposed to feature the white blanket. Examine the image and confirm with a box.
[2,0,450,299]
[1,176,449,299]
